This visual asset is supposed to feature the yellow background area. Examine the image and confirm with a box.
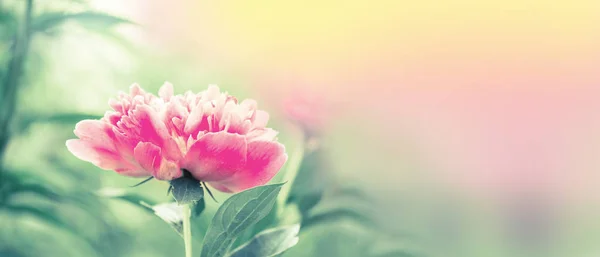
[137,0,597,90]
[93,0,600,90]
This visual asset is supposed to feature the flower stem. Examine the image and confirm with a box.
[182,204,193,257]
[277,131,306,215]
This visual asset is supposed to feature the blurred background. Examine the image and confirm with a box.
[2,0,600,257]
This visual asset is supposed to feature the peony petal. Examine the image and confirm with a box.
[240,99,257,111]
[163,99,188,138]
[129,83,146,96]
[227,116,252,135]
[114,168,151,177]
[208,183,234,193]
[247,128,278,142]
[133,142,162,173]
[184,102,209,137]
[73,120,116,150]
[130,105,170,146]
[181,132,247,182]
[209,140,286,192]
[66,139,147,177]
[111,128,138,158]
[66,139,109,167]
[133,142,182,180]
[204,85,221,100]
[103,111,121,126]
[253,110,270,128]
[159,82,174,101]
[109,98,124,113]
[162,137,184,161]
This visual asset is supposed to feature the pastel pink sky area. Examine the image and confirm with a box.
[92,0,600,200]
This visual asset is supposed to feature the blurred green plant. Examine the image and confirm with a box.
[0,1,134,256]
[100,182,300,257]
[0,0,132,167]
[229,224,300,257]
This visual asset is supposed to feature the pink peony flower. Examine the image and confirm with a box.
[66,83,287,193]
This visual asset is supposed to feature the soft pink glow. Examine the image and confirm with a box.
[67,83,287,192]
[281,89,330,136]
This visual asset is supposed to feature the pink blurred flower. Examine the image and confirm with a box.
[282,89,330,136]
[66,83,287,193]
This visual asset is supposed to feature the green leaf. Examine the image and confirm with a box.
[302,208,375,230]
[243,203,279,246]
[194,197,206,217]
[11,183,61,201]
[288,192,322,215]
[146,200,208,236]
[0,10,17,40]
[169,171,204,205]
[31,11,132,33]
[286,148,331,214]
[200,183,284,257]
[96,187,157,212]
[228,224,300,257]
[0,249,23,257]
[147,202,185,236]
[0,170,62,202]
[4,204,79,235]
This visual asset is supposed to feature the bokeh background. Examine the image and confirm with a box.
[2,0,600,257]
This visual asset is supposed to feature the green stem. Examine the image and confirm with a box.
[277,131,306,215]
[182,204,193,257]
[0,0,34,172]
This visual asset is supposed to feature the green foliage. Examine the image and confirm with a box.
[169,171,204,205]
[286,148,330,215]
[302,207,374,230]
[147,202,185,236]
[285,146,377,232]
[0,10,17,41]
[95,187,156,212]
[4,203,72,230]
[0,4,137,256]
[31,11,132,34]
[0,170,132,257]
[200,184,284,257]
[194,197,206,217]
[229,224,300,257]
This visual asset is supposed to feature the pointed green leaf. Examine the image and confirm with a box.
[228,224,300,257]
[170,173,204,205]
[302,208,375,230]
[194,197,207,217]
[200,183,284,257]
[148,202,185,236]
